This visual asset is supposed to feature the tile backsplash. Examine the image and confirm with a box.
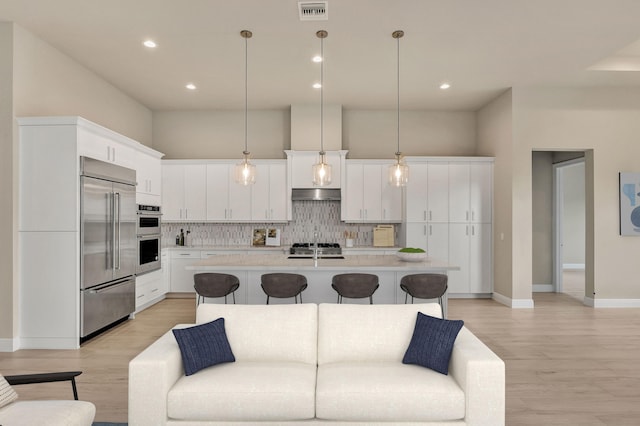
[162,200,382,247]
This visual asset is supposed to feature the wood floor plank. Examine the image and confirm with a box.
[1,293,639,424]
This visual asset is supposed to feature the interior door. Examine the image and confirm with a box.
[81,176,113,289]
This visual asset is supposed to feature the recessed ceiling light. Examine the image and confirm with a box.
[185,83,197,90]
[440,82,451,90]
[312,55,323,63]
[143,40,157,48]
[313,82,322,89]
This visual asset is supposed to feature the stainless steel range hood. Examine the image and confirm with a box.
[291,188,341,201]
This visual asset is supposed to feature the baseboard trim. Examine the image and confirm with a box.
[563,263,585,271]
[533,284,554,292]
[0,337,19,352]
[492,292,535,308]
[19,337,80,350]
[585,297,640,308]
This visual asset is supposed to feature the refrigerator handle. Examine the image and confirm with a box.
[111,192,116,271]
[115,192,121,270]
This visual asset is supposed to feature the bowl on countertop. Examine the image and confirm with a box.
[396,251,428,262]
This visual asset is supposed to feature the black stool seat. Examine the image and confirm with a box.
[194,273,240,305]
[261,273,308,304]
[331,273,379,304]
[400,273,448,317]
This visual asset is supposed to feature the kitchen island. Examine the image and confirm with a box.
[186,254,458,315]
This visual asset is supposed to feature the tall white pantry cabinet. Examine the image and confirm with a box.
[17,116,163,349]
[402,157,493,296]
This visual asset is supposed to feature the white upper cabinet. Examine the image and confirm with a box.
[136,150,162,196]
[77,126,136,170]
[342,161,402,223]
[206,163,251,222]
[405,162,448,223]
[449,162,492,223]
[251,162,288,222]
[162,164,207,221]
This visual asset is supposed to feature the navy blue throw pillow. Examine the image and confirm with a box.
[402,312,464,375]
[172,318,235,376]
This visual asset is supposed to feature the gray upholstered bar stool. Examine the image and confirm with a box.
[331,273,379,304]
[399,273,448,317]
[261,273,308,304]
[194,273,240,305]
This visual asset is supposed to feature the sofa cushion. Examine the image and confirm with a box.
[172,318,235,376]
[0,375,18,408]
[167,361,316,421]
[403,312,464,375]
[0,400,96,426]
[196,303,318,364]
[318,303,442,364]
[316,361,465,422]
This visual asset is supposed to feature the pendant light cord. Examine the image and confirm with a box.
[396,33,400,156]
[320,33,324,154]
[244,33,248,155]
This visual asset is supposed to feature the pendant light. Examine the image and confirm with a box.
[389,30,409,187]
[234,30,256,186]
[312,30,332,187]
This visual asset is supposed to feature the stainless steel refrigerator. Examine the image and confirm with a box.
[80,157,137,338]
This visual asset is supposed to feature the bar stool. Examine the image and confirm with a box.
[261,273,308,304]
[331,273,379,304]
[194,273,240,305]
[399,273,448,317]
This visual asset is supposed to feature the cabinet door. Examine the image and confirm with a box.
[183,165,207,221]
[227,167,252,221]
[469,163,492,223]
[427,163,449,223]
[381,176,403,221]
[206,164,229,221]
[251,164,271,221]
[405,163,428,222]
[161,165,185,221]
[268,163,288,221]
[362,164,382,221]
[469,223,492,293]
[169,251,200,292]
[343,164,365,221]
[426,223,448,263]
[449,164,471,223]
[404,223,428,251]
[447,223,471,294]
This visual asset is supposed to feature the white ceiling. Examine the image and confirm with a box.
[2,0,640,111]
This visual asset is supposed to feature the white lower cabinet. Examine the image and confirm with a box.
[135,269,166,311]
[404,223,449,264]
[169,250,201,292]
[447,223,492,294]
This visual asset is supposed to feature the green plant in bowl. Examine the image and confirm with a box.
[398,247,426,253]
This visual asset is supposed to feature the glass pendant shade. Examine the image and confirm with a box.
[312,152,332,186]
[389,153,409,187]
[235,150,256,186]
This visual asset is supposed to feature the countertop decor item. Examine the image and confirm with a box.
[396,247,427,262]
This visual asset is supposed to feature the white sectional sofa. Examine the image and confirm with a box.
[129,303,504,425]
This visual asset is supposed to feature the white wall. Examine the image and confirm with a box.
[477,90,514,300]
[152,108,477,160]
[13,25,152,145]
[514,87,640,302]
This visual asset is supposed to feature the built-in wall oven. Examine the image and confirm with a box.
[136,204,161,275]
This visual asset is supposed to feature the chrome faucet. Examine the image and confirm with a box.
[313,228,319,266]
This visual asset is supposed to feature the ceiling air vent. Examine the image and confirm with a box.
[298,1,328,21]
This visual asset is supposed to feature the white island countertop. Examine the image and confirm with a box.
[186,254,459,272]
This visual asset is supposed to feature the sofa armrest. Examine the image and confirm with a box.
[129,327,187,426]
[449,327,505,426]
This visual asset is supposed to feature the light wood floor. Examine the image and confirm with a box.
[2,291,640,425]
